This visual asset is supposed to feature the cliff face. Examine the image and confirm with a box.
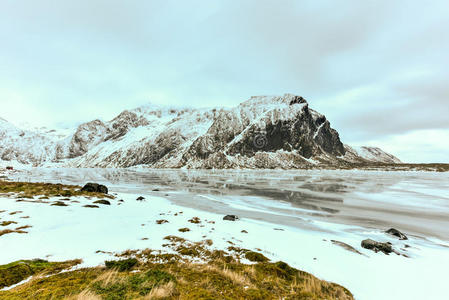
[0,94,401,168]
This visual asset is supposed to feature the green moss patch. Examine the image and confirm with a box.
[105,258,138,272]
[244,251,269,262]
[0,242,353,300]
[0,259,81,289]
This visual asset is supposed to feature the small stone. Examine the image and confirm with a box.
[51,201,69,207]
[386,228,408,240]
[83,205,100,208]
[361,239,394,254]
[93,200,111,205]
[136,196,145,201]
[188,217,201,224]
[223,215,239,221]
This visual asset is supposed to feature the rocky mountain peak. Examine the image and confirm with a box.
[0,94,401,168]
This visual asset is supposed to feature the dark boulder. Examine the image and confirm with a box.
[136,196,145,201]
[361,239,393,254]
[386,228,408,240]
[81,183,108,194]
[223,215,239,221]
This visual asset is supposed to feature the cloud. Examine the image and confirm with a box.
[0,0,448,162]
[358,129,449,163]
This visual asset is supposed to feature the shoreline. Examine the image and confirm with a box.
[1,178,449,299]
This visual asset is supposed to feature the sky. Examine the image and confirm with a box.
[0,0,448,163]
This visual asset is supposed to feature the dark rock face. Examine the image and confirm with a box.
[69,120,108,158]
[223,215,239,221]
[106,110,149,141]
[289,95,307,105]
[183,94,346,167]
[0,93,401,168]
[361,239,393,254]
[81,183,108,194]
[386,228,408,240]
[227,109,345,159]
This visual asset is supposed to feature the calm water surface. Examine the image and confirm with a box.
[11,168,449,241]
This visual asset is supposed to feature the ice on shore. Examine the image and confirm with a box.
[1,188,448,300]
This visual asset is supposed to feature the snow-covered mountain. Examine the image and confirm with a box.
[0,94,400,168]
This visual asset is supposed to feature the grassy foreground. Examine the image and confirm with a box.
[0,238,353,300]
[0,181,113,199]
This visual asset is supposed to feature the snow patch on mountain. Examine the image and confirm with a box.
[0,94,401,168]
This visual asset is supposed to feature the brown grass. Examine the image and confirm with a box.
[144,281,176,299]
[0,228,27,237]
[65,289,102,300]
[0,181,114,200]
[0,221,17,227]
[0,238,353,300]
[204,264,252,287]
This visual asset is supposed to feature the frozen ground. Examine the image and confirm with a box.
[1,168,449,300]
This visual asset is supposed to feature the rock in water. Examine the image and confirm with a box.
[136,196,145,201]
[223,215,239,221]
[361,239,393,254]
[386,228,408,240]
[81,183,108,194]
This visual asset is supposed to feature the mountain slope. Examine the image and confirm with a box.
[0,94,401,168]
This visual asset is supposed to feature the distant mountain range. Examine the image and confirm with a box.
[0,94,401,169]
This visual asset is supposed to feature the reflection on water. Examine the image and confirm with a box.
[11,168,449,240]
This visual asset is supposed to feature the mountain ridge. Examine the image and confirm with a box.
[0,94,401,168]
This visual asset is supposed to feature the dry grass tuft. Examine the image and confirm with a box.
[0,238,353,300]
[93,270,121,286]
[65,289,102,300]
[0,181,114,200]
[144,281,176,299]
[0,228,27,237]
[211,265,251,286]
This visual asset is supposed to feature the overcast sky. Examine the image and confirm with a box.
[1,0,448,163]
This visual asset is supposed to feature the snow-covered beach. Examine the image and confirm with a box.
[1,168,449,299]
